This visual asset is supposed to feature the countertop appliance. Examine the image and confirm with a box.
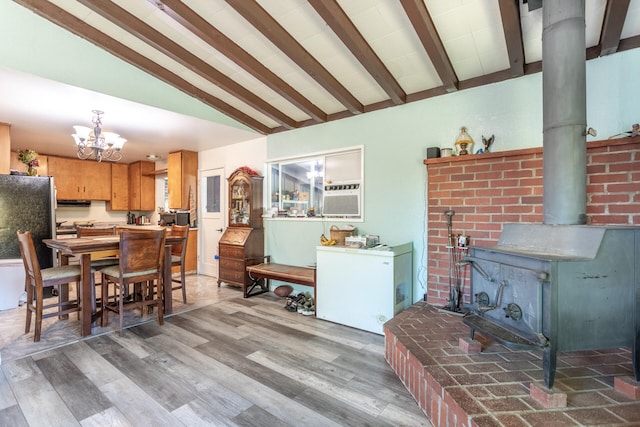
[176,211,190,226]
[0,175,56,308]
[316,243,413,334]
[160,212,176,226]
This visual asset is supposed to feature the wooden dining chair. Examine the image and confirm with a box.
[76,225,119,311]
[16,230,81,342]
[100,229,165,336]
[75,225,119,267]
[168,224,189,303]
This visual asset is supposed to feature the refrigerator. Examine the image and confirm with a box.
[0,175,56,309]
[316,242,413,335]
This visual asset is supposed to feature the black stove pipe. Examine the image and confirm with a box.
[542,0,587,225]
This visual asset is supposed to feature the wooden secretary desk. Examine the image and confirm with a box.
[217,168,266,297]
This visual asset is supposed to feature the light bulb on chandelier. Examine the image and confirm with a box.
[71,110,125,162]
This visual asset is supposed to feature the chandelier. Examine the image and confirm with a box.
[71,110,125,162]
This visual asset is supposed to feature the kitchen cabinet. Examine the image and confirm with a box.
[107,163,129,211]
[48,156,111,200]
[316,243,413,335]
[218,168,264,290]
[168,150,198,210]
[128,161,155,211]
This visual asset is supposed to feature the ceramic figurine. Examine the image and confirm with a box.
[482,135,494,152]
[454,126,473,155]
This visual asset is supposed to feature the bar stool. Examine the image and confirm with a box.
[100,229,165,336]
[75,225,119,267]
[168,224,189,303]
[76,225,119,310]
[16,230,81,342]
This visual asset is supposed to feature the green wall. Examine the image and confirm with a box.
[0,0,249,131]
[266,48,640,302]
[3,0,639,302]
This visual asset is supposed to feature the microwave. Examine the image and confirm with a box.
[176,211,190,226]
[160,212,176,225]
[161,211,190,226]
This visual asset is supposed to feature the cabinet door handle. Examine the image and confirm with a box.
[216,228,223,232]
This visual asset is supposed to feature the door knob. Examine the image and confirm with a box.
[216,228,223,232]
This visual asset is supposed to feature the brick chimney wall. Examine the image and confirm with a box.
[424,136,640,307]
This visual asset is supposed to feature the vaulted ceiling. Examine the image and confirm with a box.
[14,0,640,139]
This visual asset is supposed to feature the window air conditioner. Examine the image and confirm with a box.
[323,182,361,216]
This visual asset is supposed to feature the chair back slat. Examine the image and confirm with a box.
[119,229,165,275]
[168,225,189,258]
[16,230,43,290]
[76,225,117,237]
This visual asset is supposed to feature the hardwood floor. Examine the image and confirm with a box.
[0,275,430,426]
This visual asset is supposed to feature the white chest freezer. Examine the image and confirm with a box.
[316,243,412,334]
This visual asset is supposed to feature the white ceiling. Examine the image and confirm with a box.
[0,66,260,163]
[4,0,640,162]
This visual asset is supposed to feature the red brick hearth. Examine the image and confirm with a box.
[382,137,640,426]
[384,303,640,426]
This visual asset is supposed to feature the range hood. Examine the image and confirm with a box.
[56,199,91,206]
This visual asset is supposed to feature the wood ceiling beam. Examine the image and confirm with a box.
[12,0,271,134]
[75,0,297,130]
[600,0,630,56]
[498,0,525,77]
[148,0,326,123]
[307,0,406,105]
[399,0,458,92]
[225,0,364,115]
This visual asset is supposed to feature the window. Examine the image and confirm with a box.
[267,147,363,219]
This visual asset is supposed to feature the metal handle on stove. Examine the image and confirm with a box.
[458,258,494,282]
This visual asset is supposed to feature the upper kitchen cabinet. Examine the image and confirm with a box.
[48,156,110,200]
[128,161,155,211]
[108,163,129,211]
[168,150,198,210]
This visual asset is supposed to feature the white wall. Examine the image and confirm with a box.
[199,136,267,176]
[55,201,129,225]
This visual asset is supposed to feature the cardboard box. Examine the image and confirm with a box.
[345,235,379,248]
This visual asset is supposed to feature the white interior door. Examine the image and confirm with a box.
[199,168,225,277]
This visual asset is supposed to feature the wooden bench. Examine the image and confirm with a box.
[245,256,316,299]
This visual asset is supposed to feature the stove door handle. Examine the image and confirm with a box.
[459,258,494,282]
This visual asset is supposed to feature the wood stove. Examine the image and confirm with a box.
[463,223,640,388]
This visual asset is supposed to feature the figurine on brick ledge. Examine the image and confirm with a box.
[608,122,640,139]
[454,126,474,155]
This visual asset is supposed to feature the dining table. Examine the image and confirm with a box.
[43,232,186,337]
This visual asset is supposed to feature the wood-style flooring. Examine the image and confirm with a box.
[0,275,430,426]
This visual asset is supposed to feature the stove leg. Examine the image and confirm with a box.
[634,328,640,381]
[543,346,557,388]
